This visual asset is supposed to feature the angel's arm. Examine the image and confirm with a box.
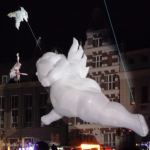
[7,12,16,18]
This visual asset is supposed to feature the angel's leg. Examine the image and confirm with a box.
[97,102,149,137]
[41,109,62,125]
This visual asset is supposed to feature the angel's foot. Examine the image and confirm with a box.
[137,114,149,137]
[41,78,50,87]
[41,115,51,125]
[40,121,45,127]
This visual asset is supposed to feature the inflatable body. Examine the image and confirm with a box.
[36,38,149,137]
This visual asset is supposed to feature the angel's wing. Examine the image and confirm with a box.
[20,7,28,22]
[67,38,89,78]
[7,7,28,30]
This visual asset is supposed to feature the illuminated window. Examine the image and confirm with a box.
[112,55,119,66]
[93,33,102,47]
[11,95,19,128]
[24,94,33,127]
[104,74,115,90]
[104,132,115,147]
[0,96,5,128]
[50,133,60,144]
[93,55,102,68]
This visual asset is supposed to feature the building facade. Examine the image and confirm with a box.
[119,48,150,149]
[68,29,150,150]
[0,63,68,150]
[68,29,121,149]
[0,29,150,150]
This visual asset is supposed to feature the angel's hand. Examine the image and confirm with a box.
[40,78,50,87]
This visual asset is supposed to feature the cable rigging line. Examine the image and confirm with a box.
[17,5,43,52]
[103,0,135,102]
[26,22,42,52]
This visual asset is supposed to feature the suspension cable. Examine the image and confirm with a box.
[103,0,134,102]
[26,22,42,52]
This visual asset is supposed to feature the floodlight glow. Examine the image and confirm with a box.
[80,144,100,150]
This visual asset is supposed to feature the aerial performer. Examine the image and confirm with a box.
[10,53,28,82]
[7,7,28,30]
[7,7,42,51]
[36,38,148,137]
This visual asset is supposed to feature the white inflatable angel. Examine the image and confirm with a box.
[10,53,28,81]
[7,7,28,30]
[36,38,149,137]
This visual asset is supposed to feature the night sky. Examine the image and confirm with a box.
[0,0,150,62]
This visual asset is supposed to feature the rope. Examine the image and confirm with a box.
[26,22,42,52]
[103,0,135,102]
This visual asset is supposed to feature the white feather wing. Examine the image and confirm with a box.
[67,38,89,78]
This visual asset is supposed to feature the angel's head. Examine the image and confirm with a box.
[36,52,64,83]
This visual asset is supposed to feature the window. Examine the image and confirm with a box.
[141,86,149,103]
[87,37,93,45]
[93,76,101,85]
[93,55,102,68]
[0,96,5,128]
[39,93,48,117]
[104,74,115,90]
[24,94,33,127]
[2,75,8,84]
[93,33,102,47]
[104,132,115,147]
[50,133,60,144]
[112,55,119,65]
[11,95,19,128]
